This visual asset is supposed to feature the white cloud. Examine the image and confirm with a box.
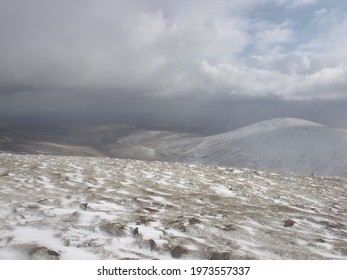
[252,21,294,53]
[198,56,347,100]
[276,0,318,8]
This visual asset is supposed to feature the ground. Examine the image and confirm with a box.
[0,153,346,259]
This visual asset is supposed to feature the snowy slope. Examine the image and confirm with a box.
[2,118,347,177]
[183,118,347,177]
[1,153,346,260]
[116,118,347,177]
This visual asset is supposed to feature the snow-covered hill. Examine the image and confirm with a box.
[1,153,346,260]
[115,118,347,177]
[183,118,347,177]
[2,118,347,177]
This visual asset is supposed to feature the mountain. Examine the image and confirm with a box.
[112,118,347,177]
[0,153,346,260]
[182,118,347,177]
[2,118,347,177]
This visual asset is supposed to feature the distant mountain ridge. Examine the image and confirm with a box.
[1,118,347,177]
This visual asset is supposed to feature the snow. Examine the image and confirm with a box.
[97,118,347,178]
[0,153,346,260]
[184,118,347,177]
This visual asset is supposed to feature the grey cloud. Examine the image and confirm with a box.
[0,0,346,100]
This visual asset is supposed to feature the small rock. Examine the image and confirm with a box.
[188,217,201,225]
[6,236,14,244]
[315,238,326,243]
[209,252,231,260]
[149,239,157,251]
[170,246,187,258]
[28,246,60,260]
[284,219,295,227]
[144,207,159,213]
[47,249,60,257]
[80,203,88,210]
[133,227,139,236]
[71,211,80,218]
[38,198,48,204]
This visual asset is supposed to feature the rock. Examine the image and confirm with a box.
[284,219,295,227]
[170,246,187,258]
[100,222,126,236]
[28,246,60,260]
[188,217,201,225]
[37,198,48,204]
[149,239,157,251]
[209,252,231,260]
[315,238,326,243]
[71,211,81,218]
[80,203,88,210]
[47,249,60,257]
[144,207,159,213]
[133,227,139,236]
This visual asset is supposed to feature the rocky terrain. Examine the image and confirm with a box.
[0,153,346,259]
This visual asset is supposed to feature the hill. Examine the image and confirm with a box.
[113,118,347,177]
[0,153,346,259]
[183,118,347,177]
[2,118,347,177]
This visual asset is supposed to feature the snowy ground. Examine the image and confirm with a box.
[0,153,346,260]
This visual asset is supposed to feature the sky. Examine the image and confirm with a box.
[1,0,347,130]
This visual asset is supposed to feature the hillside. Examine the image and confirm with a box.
[2,118,347,177]
[0,153,346,260]
[113,118,347,177]
[183,118,347,177]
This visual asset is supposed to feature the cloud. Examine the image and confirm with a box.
[276,0,318,8]
[0,0,346,100]
[251,21,294,53]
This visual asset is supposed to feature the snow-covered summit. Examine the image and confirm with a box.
[182,118,347,177]
[217,118,324,137]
